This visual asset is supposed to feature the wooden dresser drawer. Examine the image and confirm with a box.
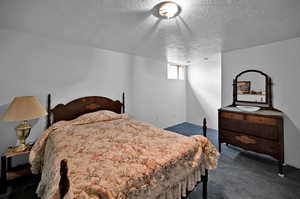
[220,130,279,158]
[220,118,278,140]
[246,115,278,126]
[220,112,244,120]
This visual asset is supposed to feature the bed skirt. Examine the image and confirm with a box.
[155,167,203,199]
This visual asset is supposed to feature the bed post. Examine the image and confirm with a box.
[202,118,208,199]
[59,159,70,199]
[122,92,125,113]
[203,118,207,137]
[47,94,51,128]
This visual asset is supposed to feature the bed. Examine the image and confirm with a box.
[29,93,218,199]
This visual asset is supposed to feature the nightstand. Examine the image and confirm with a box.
[0,146,33,193]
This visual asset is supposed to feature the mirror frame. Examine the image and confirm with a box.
[232,70,273,108]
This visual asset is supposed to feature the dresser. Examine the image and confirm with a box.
[218,106,284,176]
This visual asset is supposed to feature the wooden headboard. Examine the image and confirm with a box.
[47,93,125,128]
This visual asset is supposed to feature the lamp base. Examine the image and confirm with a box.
[12,121,32,152]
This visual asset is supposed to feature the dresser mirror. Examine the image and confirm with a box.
[232,70,273,108]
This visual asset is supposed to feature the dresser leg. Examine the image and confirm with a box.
[278,161,284,177]
[0,156,7,193]
[218,142,222,153]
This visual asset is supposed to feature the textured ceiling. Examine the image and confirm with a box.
[0,0,300,64]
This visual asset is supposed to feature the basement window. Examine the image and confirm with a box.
[167,63,184,80]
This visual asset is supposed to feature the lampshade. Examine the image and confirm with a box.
[1,96,47,122]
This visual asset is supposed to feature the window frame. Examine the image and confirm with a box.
[167,63,185,80]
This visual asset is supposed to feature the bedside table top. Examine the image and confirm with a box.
[4,146,32,158]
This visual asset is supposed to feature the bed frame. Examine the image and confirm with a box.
[46,93,208,199]
[46,93,125,127]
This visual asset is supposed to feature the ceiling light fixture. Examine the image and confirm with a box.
[153,1,181,19]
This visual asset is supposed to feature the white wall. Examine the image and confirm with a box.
[0,29,133,157]
[222,37,300,169]
[186,53,222,130]
[131,58,186,128]
[0,29,186,161]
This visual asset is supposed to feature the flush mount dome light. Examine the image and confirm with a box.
[153,1,181,19]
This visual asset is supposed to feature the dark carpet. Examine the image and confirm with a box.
[1,122,300,199]
[166,122,300,199]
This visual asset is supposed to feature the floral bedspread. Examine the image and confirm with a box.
[30,111,219,199]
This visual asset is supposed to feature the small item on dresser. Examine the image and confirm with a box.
[236,105,260,112]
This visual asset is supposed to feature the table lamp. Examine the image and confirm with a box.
[1,96,47,152]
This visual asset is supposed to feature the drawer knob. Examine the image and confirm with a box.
[236,135,256,144]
